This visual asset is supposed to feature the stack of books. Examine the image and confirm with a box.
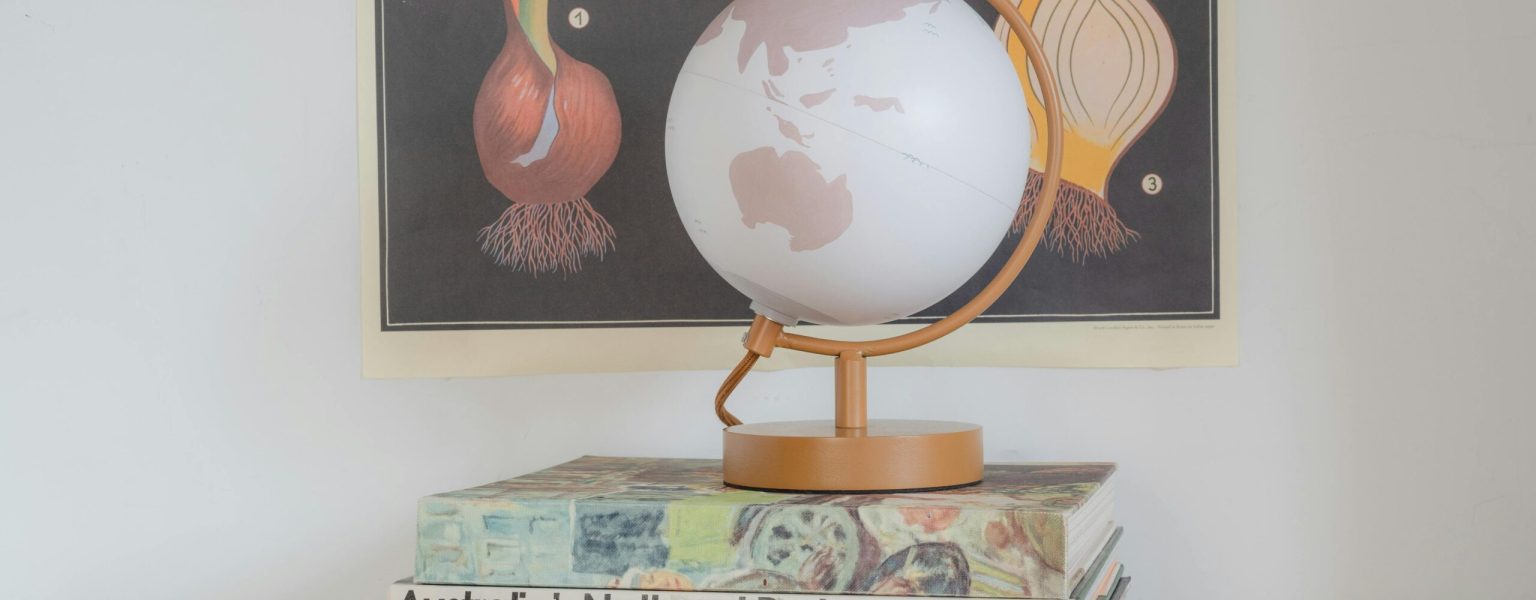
[392,456,1129,600]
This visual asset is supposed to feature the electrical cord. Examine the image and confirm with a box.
[714,350,759,427]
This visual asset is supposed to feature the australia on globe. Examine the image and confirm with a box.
[666,0,1032,327]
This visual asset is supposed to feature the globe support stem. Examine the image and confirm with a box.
[834,351,868,431]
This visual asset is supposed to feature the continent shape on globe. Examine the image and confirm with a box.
[708,0,942,251]
[730,146,851,251]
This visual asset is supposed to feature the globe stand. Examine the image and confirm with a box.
[723,339,983,493]
[715,0,1066,494]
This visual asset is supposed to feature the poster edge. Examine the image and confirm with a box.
[356,0,1239,378]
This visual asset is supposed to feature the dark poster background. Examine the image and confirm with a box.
[376,0,1217,330]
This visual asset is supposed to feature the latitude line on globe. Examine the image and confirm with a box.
[677,69,1017,213]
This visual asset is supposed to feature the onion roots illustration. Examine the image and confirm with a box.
[473,0,622,273]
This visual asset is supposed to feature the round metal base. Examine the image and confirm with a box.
[722,419,983,493]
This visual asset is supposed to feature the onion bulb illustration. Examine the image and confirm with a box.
[473,0,622,273]
[995,0,1176,261]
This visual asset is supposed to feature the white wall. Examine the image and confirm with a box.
[2,1,1534,598]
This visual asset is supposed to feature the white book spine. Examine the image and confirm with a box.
[391,581,916,600]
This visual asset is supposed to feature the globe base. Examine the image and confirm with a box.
[722,419,982,493]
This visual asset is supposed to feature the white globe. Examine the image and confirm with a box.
[666,0,1031,326]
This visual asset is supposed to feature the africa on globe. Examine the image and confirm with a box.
[665,0,1032,327]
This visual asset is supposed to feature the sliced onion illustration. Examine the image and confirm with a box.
[996,0,1177,261]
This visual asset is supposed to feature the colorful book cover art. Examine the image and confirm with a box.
[417,457,1115,598]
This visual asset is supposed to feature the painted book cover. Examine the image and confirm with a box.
[358,0,1235,376]
[417,457,1116,598]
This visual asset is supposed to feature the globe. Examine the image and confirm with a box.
[666,0,1032,327]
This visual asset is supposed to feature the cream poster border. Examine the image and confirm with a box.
[358,0,1237,377]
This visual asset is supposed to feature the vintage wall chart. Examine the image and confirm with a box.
[359,0,1235,376]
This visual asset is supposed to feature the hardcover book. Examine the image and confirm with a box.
[1071,528,1121,600]
[388,576,1129,600]
[418,457,1116,599]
